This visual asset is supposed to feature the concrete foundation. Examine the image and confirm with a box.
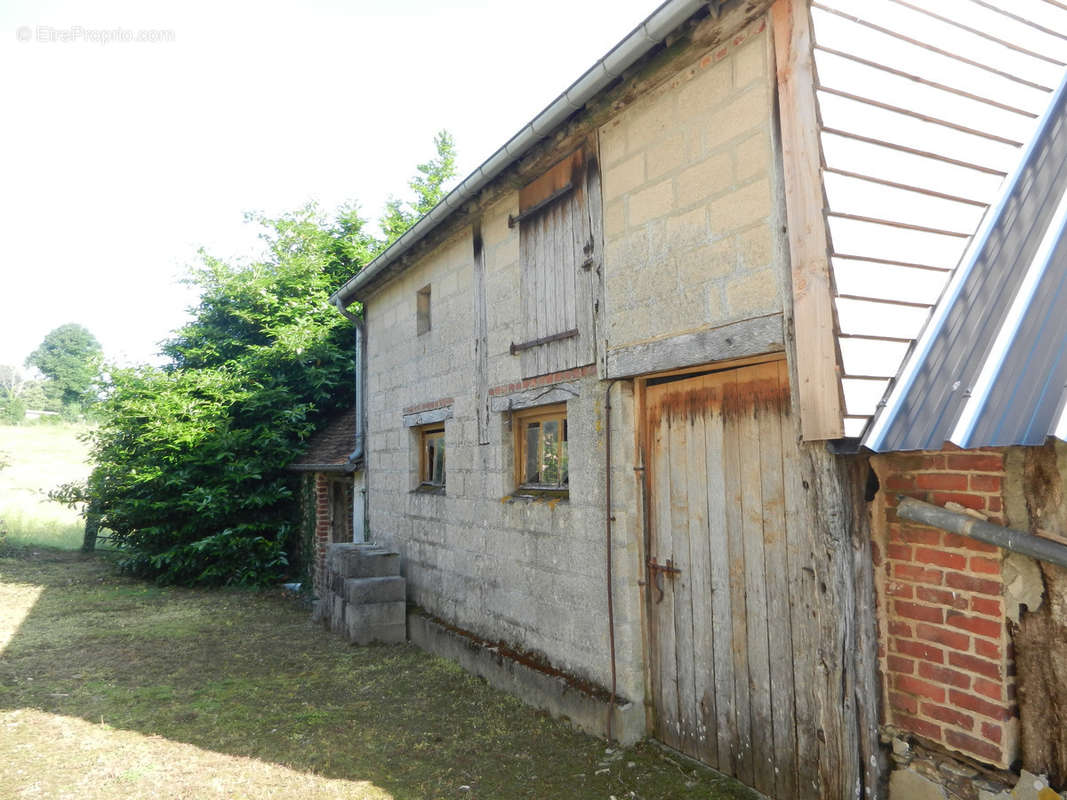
[408,610,645,745]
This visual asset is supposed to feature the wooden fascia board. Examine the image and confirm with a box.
[770,0,844,440]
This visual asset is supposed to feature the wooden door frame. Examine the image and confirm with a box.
[633,353,787,742]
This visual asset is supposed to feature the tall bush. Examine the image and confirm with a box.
[73,133,456,585]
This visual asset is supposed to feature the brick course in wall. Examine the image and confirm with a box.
[402,397,455,415]
[872,447,1017,768]
[488,365,596,397]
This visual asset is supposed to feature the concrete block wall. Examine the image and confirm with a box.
[871,448,1017,768]
[363,218,647,706]
[599,19,779,351]
[359,16,786,729]
[479,198,523,392]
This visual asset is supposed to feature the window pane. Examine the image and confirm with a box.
[434,437,445,485]
[542,419,560,485]
[525,422,540,484]
[423,430,444,486]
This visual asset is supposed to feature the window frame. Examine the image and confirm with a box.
[513,404,569,493]
[419,424,445,489]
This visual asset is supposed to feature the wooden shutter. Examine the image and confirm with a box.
[517,149,599,378]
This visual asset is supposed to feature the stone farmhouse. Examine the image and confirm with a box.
[301,0,1067,797]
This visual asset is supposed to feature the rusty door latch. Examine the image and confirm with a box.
[646,556,682,603]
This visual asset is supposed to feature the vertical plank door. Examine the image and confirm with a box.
[645,361,821,799]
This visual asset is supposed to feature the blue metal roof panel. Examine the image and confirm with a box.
[959,204,1067,448]
[864,73,1067,453]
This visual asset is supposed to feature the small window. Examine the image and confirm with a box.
[417,285,431,335]
[420,425,445,487]
[515,405,568,490]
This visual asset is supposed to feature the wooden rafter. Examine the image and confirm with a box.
[811,3,1056,92]
[813,44,1039,119]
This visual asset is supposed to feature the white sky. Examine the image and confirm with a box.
[0,0,655,368]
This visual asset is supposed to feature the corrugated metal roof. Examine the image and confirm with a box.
[863,73,1067,452]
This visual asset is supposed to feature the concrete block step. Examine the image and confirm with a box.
[327,543,401,579]
[347,621,407,646]
[329,594,346,634]
[344,601,407,645]
[345,576,406,606]
[345,600,405,627]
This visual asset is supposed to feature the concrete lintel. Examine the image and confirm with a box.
[489,382,580,413]
[408,611,646,745]
[605,313,785,379]
[403,405,453,428]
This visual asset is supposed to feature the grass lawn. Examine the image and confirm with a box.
[0,422,91,549]
[0,547,758,800]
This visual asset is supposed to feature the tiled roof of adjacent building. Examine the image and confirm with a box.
[289,407,360,472]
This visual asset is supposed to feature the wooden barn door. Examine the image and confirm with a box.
[645,360,823,800]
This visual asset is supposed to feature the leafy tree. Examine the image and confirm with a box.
[75,133,456,586]
[17,381,51,413]
[79,207,370,584]
[25,324,102,411]
[0,365,25,398]
[0,365,41,423]
[0,366,25,424]
[379,131,457,244]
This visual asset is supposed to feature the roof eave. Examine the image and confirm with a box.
[330,0,730,307]
[288,460,363,474]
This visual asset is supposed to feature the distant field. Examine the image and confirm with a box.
[0,423,91,549]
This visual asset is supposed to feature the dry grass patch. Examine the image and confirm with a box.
[0,548,757,800]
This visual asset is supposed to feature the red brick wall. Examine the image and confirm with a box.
[872,448,1017,768]
[313,472,331,600]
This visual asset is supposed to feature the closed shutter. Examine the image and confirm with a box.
[516,149,600,378]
